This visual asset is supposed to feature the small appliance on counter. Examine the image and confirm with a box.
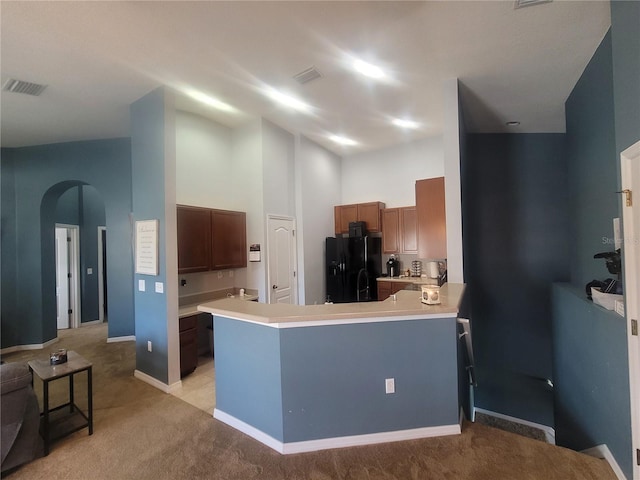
[586,249,623,311]
[411,260,422,277]
[386,255,399,277]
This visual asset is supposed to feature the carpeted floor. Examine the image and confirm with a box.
[2,323,616,480]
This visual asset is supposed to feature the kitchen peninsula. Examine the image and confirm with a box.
[198,283,468,454]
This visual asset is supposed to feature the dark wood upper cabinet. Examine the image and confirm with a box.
[415,177,447,259]
[177,205,211,274]
[177,205,246,273]
[211,209,246,270]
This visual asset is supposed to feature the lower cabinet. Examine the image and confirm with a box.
[376,280,407,301]
[179,315,198,378]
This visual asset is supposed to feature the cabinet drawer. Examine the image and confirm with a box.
[179,315,198,332]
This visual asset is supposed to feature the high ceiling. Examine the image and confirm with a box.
[0,1,611,154]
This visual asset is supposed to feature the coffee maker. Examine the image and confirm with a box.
[386,255,399,277]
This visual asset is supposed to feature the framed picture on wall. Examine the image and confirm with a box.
[135,219,159,275]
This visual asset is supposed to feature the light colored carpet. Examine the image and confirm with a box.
[3,323,616,480]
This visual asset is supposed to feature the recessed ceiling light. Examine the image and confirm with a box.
[392,118,420,129]
[506,121,521,126]
[185,90,235,112]
[353,59,385,79]
[329,134,358,146]
[264,88,310,112]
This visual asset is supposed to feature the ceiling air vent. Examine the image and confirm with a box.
[2,78,47,96]
[514,0,552,9]
[293,66,322,85]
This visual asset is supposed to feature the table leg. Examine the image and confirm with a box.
[43,380,50,456]
[69,373,75,413]
[87,366,93,435]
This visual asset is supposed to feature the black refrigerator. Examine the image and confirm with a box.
[325,236,382,303]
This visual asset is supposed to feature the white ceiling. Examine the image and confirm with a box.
[0,1,611,154]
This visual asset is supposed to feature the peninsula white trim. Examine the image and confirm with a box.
[214,409,461,454]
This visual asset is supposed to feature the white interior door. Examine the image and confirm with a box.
[55,227,70,329]
[267,216,297,304]
[621,140,640,480]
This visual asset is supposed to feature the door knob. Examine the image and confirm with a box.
[272,285,278,289]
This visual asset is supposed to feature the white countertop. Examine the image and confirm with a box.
[198,283,465,328]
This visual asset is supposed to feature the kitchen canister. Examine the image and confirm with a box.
[411,260,422,277]
[421,284,441,305]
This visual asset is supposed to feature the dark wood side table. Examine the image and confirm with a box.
[28,350,93,455]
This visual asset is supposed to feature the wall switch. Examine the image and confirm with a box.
[217,271,223,279]
[385,378,395,394]
[138,279,145,292]
[147,341,152,352]
[87,268,93,275]
[155,282,164,294]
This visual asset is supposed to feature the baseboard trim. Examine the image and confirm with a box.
[581,444,627,480]
[80,319,102,327]
[473,407,556,445]
[134,369,182,393]
[0,337,59,355]
[107,335,135,343]
[214,408,461,454]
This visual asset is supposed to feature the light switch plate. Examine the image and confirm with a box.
[138,279,145,292]
[155,282,164,294]
[87,268,93,275]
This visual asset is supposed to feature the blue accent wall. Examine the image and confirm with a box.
[1,154,18,345]
[565,30,618,288]
[130,88,171,383]
[611,1,640,157]
[552,284,631,475]
[461,133,569,427]
[279,319,459,442]
[214,315,459,444]
[214,316,284,440]
[0,139,133,347]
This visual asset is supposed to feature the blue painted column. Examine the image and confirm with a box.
[130,88,179,386]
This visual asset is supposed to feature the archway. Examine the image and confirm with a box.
[41,181,107,339]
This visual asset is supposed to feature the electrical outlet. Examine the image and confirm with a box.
[229,270,234,278]
[385,378,395,394]
[217,271,223,279]
[147,341,152,352]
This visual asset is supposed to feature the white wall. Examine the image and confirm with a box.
[443,79,463,284]
[296,135,342,305]
[262,119,296,218]
[231,119,265,301]
[341,136,444,207]
[175,111,233,208]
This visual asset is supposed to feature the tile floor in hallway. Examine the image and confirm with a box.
[171,353,216,415]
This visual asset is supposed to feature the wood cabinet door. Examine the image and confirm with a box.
[179,315,198,377]
[377,280,391,301]
[337,204,358,234]
[416,177,447,259]
[357,202,383,232]
[211,209,247,270]
[177,205,211,274]
[382,208,400,253]
[400,206,418,254]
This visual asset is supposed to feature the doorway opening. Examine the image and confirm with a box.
[98,226,108,322]
[267,215,298,304]
[55,224,80,329]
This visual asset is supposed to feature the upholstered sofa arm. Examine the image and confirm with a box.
[0,363,32,396]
